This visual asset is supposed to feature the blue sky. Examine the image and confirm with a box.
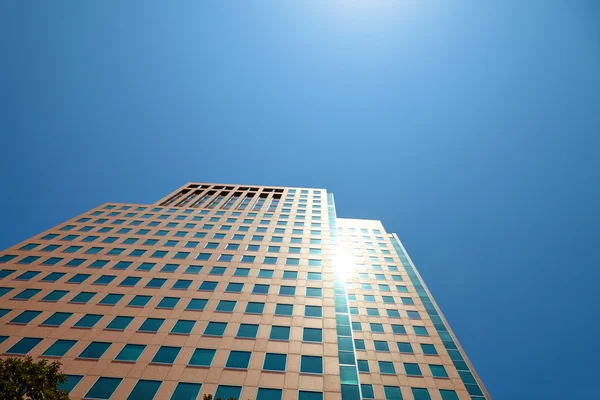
[1,1,599,399]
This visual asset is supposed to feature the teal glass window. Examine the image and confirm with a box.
[263,353,286,371]
[412,388,432,400]
[172,279,192,290]
[171,383,202,400]
[152,346,181,364]
[70,291,96,304]
[74,314,102,328]
[151,250,168,258]
[275,303,293,316]
[215,386,242,400]
[352,322,362,331]
[354,339,366,350]
[158,297,180,309]
[439,390,459,400]
[298,391,323,400]
[40,245,60,252]
[279,286,295,296]
[66,258,85,267]
[10,310,41,324]
[41,312,72,327]
[184,265,202,274]
[387,309,400,318]
[283,270,298,279]
[89,260,108,268]
[269,325,290,340]
[93,275,116,285]
[106,247,124,256]
[85,246,103,255]
[258,269,274,278]
[374,340,390,352]
[128,295,151,307]
[99,293,123,306]
[146,278,166,288]
[414,326,429,336]
[0,269,15,278]
[226,350,251,369]
[42,339,76,357]
[397,342,414,353]
[127,379,161,400]
[0,255,17,263]
[6,337,42,355]
[204,321,227,336]
[58,375,83,394]
[429,364,448,378]
[161,263,178,273]
[186,298,208,311]
[199,281,218,291]
[401,297,415,305]
[115,344,146,362]
[378,361,396,374]
[257,388,282,400]
[246,302,265,314]
[216,300,236,312]
[113,261,132,270]
[383,386,403,400]
[13,288,41,300]
[139,318,165,332]
[404,362,422,376]
[67,273,91,284]
[288,247,301,254]
[41,290,68,302]
[253,284,269,294]
[391,324,407,334]
[306,287,322,297]
[188,348,216,366]
[286,258,299,265]
[407,310,421,320]
[361,384,375,399]
[16,271,40,281]
[41,233,59,240]
[370,323,384,333]
[357,360,370,372]
[308,259,322,267]
[79,341,111,359]
[226,282,243,293]
[85,377,122,400]
[234,267,250,277]
[107,316,133,330]
[305,305,322,317]
[303,328,322,343]
[421,343,438,355]
[237,323,259,339]
[119,276,141,286]
[307,272,321,280]
[209,266,226,275]
[196,253,212,261]
[171,320,195,334]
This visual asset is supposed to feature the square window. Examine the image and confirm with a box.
[161,263,178,273]
[99,293,123,306]
[357,360,370,372]
[379,361,396,374]
[237,323,259,339]
[306,287,322,297]
[139,318,165,332]
[215,386,242,400]
[136,262,155,271]
[283,270,298,279]
[354,339,366,350]
[41,289,68,302]
[275,303,293,316]
[107,316,133,330]
[152,346,181,364]
[412,388,432,400]
[188,348,216,366]
[307,272,321,280]
[199,281,218,291]
[115,344,146,362]
[421,343,438,355]
[263,353,286,371]
[70,292,96,304]
[128,295,151,307]
[12,288,41,300]
[173,279,192,290]
[43,339,77,357]
[397,342,414,354]
[429,364,449,378]
[245,302,265,314]
[279,286,295,296]
[269,325,290,341]
[305,305,322,318]
[300,355,323,374]
[79,341,111,359]
[226,282,244,293]
[11,310,42,324]
[391,324,407,335]
[127,380,161,400]
[226,350,251,369]
[93,275,116,285]
[204,321,227,336]
[404,362,422,376]
[303,328,322,343]
[6,337,43,355]
[374,340,390,352]
[158,297,180,309]
[414,326,429,336]
[216,300,236,312]
[253,284,269,294]
[186,298,208,311]
[361,384,375,399]
[120,276,141,287]
[286,258,299,266]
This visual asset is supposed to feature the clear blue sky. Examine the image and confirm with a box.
[1,1,599,399]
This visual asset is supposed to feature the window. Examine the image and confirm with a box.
[145,278,166,288]
[298,391,323,400]
[67,273,91,284]
[93,275,116,285]
[279,286,295,296]
[361,384,375,399]
[204,322,227,336]
[404,362,422,376]
[42,312,72,327]
[171,320,195,334]
[305,305,322,317]
[397,342,414,353]
[286,257,299,266]
[152,346,181,364]
[139,318,165,332]
[113,261,132,270]
[352,322,362,331]
[374,340,390,352]
[184,265,202,274]
[199,281,218,291]
[300,355,323,374]
[234,267,250,277]
[187,298,208,311]
[257,388,283,400]
[439,390,459,400]
[90,260,108,269]
[303,328,322,343]
[79,341,111,359]
[275,303,293,316]
[412,388,432,400]
[172,383,202,400]
[307,272,321,280]
[188,348,215,366]
[6,337,42,355]
[127,379,162,400]
[73,314,102,329]
[241,255,256,263]
[84,377,122,400]
[283,270,298,279]
[226,350,251,369]
[173,279,192,290]
[99,293,123,306]
[107,316,133,330]
[209,266,226,275]
[119,276,141,287]
[357,360,370,372]
[429,364,449,378]
[391,324,407,335]
[269,325,290,340]
[366,308,379,316]
[43,339,77,357]
[253,284,269,294]
[354,339,366,350]
[421,343,438,355]
[263,353,286,371]
[12,289,41,300]
[115,344,146,362]
[370,323,384,333]
[216,300,236,312]
[16,271,41,281]
[41,290,68,302]
[378,361,396,374]
[246,302,265,314]
[128,295,151,307]
[215,386,242,400]
[158,297,180,309]
[11,310,42,324]
[306,287,322,297]
[407,310,421,320]
[66,258,85,267]
[288,247,301,254]
[387,309,400,318]
[258,269,274,278]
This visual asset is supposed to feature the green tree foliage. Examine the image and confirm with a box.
[0,356,69,400]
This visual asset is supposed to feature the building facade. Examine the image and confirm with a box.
[0,182,490,400]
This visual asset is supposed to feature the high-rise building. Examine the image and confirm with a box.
[0,182,490,400]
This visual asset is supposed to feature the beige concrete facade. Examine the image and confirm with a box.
[0,182,489,400]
